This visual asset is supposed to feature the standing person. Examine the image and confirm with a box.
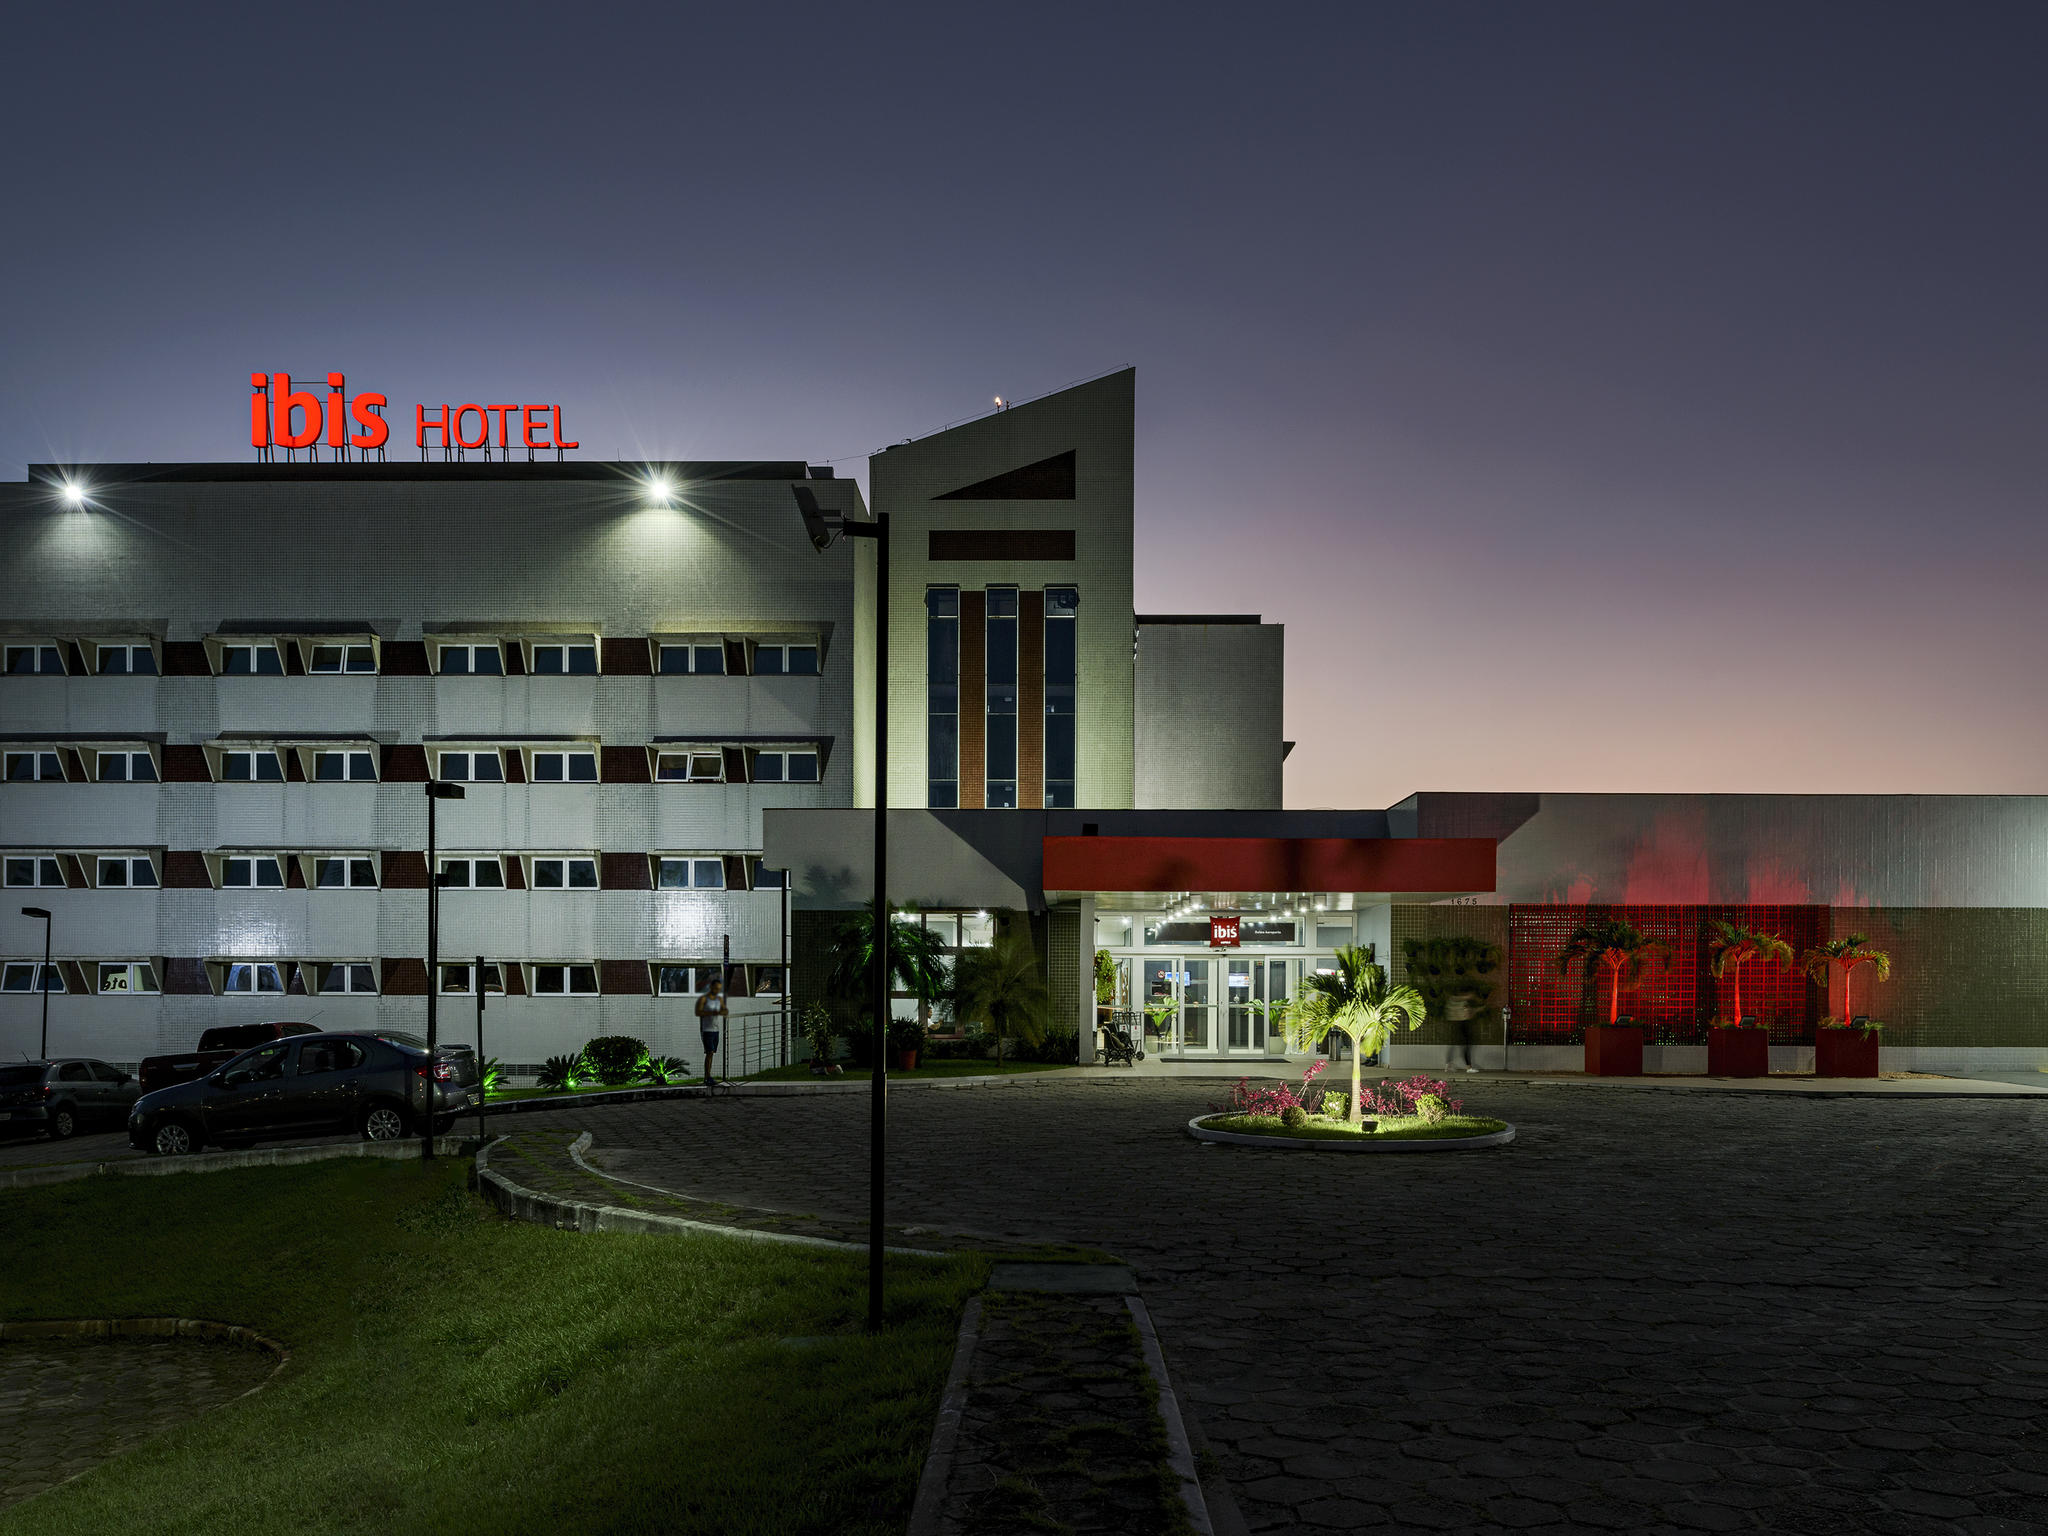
[695,976,728,1087]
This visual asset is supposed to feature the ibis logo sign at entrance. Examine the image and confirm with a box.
[249,373,578,460]
[1209,914,1241,948]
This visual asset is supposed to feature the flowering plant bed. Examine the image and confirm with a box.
[1198,1112,1509,1142]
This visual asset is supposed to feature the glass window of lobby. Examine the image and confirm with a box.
[986,587,1018,808]
[1045,586,1077,807]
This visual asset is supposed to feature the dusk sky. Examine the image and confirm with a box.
[4,3,2043,810]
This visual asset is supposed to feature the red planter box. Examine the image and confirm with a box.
[1707,1027,1769,1078]
[891,1049,919,1072]
[1583,1025,1644,1076]
[1815,1029,1879,1078]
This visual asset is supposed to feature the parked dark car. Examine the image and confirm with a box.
[0,1058,143,1140]
[128,1032,479,1155]
[136,1020,321,1094]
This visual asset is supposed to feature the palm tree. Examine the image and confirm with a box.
[823,909,950,1037]
[1705,920,1794,1027]
[1285,946,1426,1121]
[1801,935,1892,1027]
[953,924,1052,1065]
[1554,917,1672,1028]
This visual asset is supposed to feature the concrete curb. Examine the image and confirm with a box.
[1127,1295,1215,1536]
[0,1137,475,1190]
[1186,1116,1517,1152]
[474,1133,947,1255]
[904,1295,983,1536]
[484,1073,1025,1114]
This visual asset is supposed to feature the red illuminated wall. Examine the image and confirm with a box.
[1508,905,1825,1044]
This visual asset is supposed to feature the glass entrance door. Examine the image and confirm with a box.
[1225,958,1259,1052]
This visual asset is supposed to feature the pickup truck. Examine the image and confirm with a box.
[137,1021,321,1094]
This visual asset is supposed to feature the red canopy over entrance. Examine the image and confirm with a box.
[1040,835,1495,897]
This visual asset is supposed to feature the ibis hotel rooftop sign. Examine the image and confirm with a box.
[249,372,578,462]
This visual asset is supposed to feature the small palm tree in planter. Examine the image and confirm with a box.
[953,923,1053,1066]
[1285,946,1427,1122]
[1555,916,1671,1075]
[1705,921,1793,1077]
[823,909,950,1067]
[1801,935,1892,1077]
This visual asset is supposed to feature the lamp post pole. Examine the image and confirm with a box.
[475,954,488,1144]
[423,781,466,1159]
[794,491,889,1332]
[21,907,52,1058]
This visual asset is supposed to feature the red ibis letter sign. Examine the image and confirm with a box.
[1209,914,1241,948]
[249,373,577,456]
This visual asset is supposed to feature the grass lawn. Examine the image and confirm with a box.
[0,1159,985,1536]
[1199,1111,1509,1142]
[743,1060,1072,1082]
[488,1081,694,1101]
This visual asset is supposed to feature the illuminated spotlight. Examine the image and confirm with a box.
[645,473,675,508]
[60,480,87,509]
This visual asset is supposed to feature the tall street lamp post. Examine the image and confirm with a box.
[20,907,52,1058]
[795,488,890,1331]
[423,780,466,1159]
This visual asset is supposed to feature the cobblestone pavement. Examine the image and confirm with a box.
[524,1077,2048,1536]
[0,1338,276,1508]
[935,1292,1185,1536]
[0,1129,141,1168]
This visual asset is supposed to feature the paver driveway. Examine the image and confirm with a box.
[528,1078,2048,1535]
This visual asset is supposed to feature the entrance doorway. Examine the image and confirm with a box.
[1141,955,1296,1058]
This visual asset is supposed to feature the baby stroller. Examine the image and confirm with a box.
[1097,1010,1145,1067]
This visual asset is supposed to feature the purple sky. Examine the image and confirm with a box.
[5,4,2044,810]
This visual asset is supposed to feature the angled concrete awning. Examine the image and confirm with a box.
[764,809,1036,911]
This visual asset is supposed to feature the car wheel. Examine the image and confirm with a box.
[49,1105,77,1140]
[361,1103,407,1142]
[152,1119,198,1156]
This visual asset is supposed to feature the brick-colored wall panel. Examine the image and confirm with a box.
[162,958,212,995]
[382,958,429,995]
[382,744,429,783]
[383,851,429,889]
[601,638,652,676]
[380,641,431,676]
[601,852,651,890]
[162,746,211,782]
[600,959,651,996]
[161,642,210,676]
[163,851,212,889]
[602,746,651,784]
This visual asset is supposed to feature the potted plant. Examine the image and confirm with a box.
[1802,935,1891,1077]
[887,1016,927,1072]
[1093,949,1118,1024]
[1555,917,1671,1076]
[953,922,1052,1066]
[798,1002,842,1076]
[1704,921,1792,1077]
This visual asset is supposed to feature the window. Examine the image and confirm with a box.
[97,750,159,783]
[985,587,1018,808]
[440,962,504,994]
[5,751,65,782]
[657,857,725,890]
[927,587,958,808]
[4,856,64,888]
[438,643,504,675]
[313,749,377,782]
[309,642,376,674]
[1045,586,1078,808]
[655,964,719,996]
[99,962,160,995]
[218,643,284,675]
[219,749,284,782]
[655,751,725,783]
[750,750,819,784]
[752,644,819,676]
[436,750,504,782]
[223,962,286,994]
[96,643,157,675]
[657,643,726,675]
[530,857,599,890]
[299,1039,367,1074]
[753,965,785,995]
[314,856,378,888]
[4,644,65,675]
[752,863,787,890]
[530,642,598,675]
[96,856,158,888]
[2,962,63,993]
[221,856,286,889]
[530,750,597,782]
[532,963,599,996]
[314,962,378,994]
[437,857,506,889]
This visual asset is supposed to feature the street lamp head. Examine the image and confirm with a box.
[21,906,51,920]
[646,473,674,508]
[792,485,839,552]
[426,781,467,801]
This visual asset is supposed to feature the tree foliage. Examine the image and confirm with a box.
[1285,946,1427,1121]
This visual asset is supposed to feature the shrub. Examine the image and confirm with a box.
[1320,1091,1349,1119]
[1280,1104,1309,1131]
[582,1036,650,1086]
[640,1054,690,1085]
[1213,1059,1333,1118]
[798,1002,837,1065]
[887,1017,928,1055]
[1013,1024,1079,1064]
[1364,1074,1464,1118]
[537,1053,590,1092]
[1413,1093,1449,1125]
[479,1057,506,1097]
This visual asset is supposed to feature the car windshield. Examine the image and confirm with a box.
[0,1065,43,1086]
